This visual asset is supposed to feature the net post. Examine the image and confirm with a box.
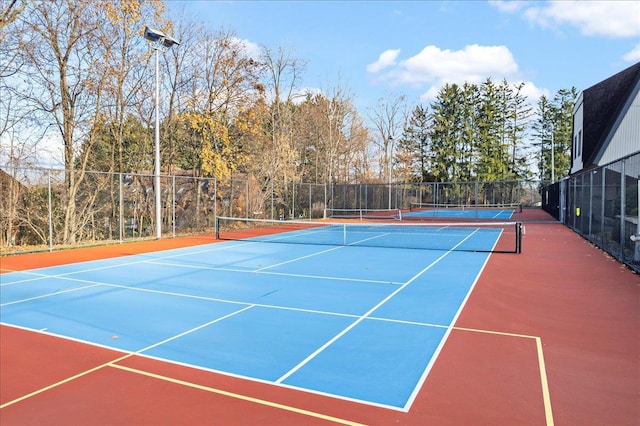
[215,216,220,240]
[343,223,347,246]
[516,221,523,253]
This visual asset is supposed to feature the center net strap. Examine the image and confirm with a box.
[215,216,523,254]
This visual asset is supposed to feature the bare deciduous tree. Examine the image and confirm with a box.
[367,94,407,182]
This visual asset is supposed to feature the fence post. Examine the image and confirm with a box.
[559,179,566,223]
[619,159,626,260]
[291,181,295,219]
[597,169,603,238]
[308,183,312,219]
[47,169,53,251]
[474,181,479,219]
[323,183,328,218]
[119,172,123,242]
[572,178,577,230]
[635,174,640,262]
[588,171,594,238]
[394,183,398,210]
[172,175,176,237]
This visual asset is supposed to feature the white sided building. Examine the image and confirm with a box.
[571,61,640,174]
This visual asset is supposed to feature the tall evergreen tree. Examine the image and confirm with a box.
[429,83,465,181]
[500,80,534,180]
[533,88,576,183]
[476,78,510,181]
[460,82,479,180]
[397,104,432,181]
[552,87,578,179]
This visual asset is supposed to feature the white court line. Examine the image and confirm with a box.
[2,230,414,288]
[0,272,384,322]
[5,254,487,327]
[275,229,480,384]
[144,260,403,286]
[402,235,491,412]
[0,284,102,307]
[249,230,405,272]
[244,226,333,243]
[254,244,345,271]
[0,304,255,410]
[0,240,256,287]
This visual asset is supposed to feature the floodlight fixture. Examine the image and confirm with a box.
[161,34,180,48]
[144,26,164,42]
[144,26,180,48]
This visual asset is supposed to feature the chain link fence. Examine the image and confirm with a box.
[542,151,640,273]
[0,167,541,254]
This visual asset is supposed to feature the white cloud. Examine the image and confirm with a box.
[488,0,529,14]
[494,1,640,39]
[623,42,640,62]
[368,44,521,102]
[366,49,400,73]
[418,86,442,104]
[232,37,261,60]
[402,44,518,85]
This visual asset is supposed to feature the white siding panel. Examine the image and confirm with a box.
[597,90,640,165]
[571,98,584,174]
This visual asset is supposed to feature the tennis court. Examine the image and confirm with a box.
[1,209,638,425]
[1,220,515,411]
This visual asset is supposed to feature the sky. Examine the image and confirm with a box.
[169,0,640,110]
[5,0,639,169]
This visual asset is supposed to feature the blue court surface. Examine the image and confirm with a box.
[404,208,516,219]
[0,227,498,411]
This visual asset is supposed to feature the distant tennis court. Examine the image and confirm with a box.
[405,202,522,219]
[323,203,522,221]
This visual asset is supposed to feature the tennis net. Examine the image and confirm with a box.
[325,208,403,220]
[215,216,523,253]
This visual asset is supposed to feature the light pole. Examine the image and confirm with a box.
[545,123,556,183]
[143,26,179,239]
[549,122,555,183]
[388,135,393,210]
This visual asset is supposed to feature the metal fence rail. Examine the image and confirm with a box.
[0,167,541,253]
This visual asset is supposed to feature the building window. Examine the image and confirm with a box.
[578,130,582,157]
[574,135,577,158]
